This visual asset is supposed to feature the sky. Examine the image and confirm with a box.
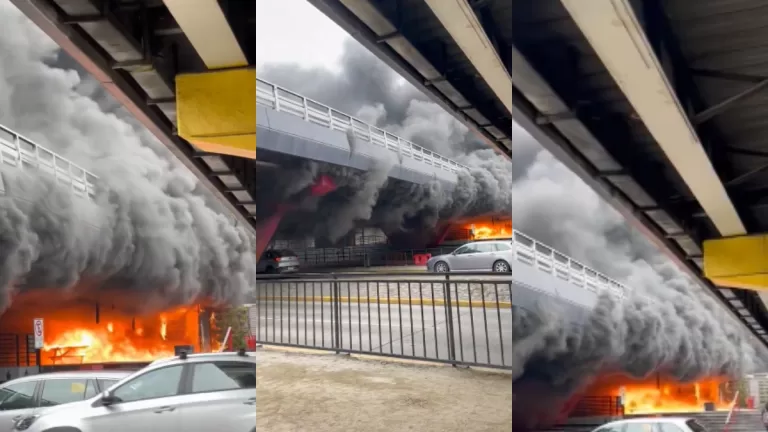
[256,0,349,71]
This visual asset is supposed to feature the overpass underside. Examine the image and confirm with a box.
[513,0,768,345]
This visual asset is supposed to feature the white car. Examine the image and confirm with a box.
[15,350,256,432]
[591,417,709,432]
[0,370,130,432]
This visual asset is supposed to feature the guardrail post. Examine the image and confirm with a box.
[443,274,457,365]
[332,274,342,354]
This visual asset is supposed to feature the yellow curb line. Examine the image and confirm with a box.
[257,296,512,309]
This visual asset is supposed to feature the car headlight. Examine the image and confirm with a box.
[14,415,39,431]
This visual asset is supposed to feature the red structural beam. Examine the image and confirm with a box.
[255,175,337,259]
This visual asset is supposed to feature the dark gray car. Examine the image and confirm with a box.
[426,240,513,273]
[257,249,300,274]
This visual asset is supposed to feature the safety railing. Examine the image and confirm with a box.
[251,272,512,370]
[512,229,631,299]
[0,124,98,200]
[256,78,469,174]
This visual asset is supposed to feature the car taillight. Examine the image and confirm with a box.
[275,257,281,262]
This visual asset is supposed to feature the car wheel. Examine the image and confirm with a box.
[493,260,510,273]
[434,261,449,273]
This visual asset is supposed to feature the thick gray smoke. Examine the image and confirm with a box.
[258,39,511,244]
[512,122,768,424]
[0,3,255,314]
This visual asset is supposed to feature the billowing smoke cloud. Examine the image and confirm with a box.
[0,3,255,314]
[258,39,511,244]
[511,122,768,426]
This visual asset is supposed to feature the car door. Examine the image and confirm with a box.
[0,380,38,432]
[469,242,497,270]
[449,244,479,271]
[177,360,256,432]
[80,364,185,432]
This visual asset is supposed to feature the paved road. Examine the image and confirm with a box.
[252,299,512,368]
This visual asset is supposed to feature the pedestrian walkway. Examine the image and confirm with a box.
[256,347,512,431]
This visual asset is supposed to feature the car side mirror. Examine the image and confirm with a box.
[99,390,117,406]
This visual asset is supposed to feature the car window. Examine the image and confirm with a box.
[277,250,296,257]
[84,380,98,399]
[0,381,38,410]
[97,378,119,392]
[453,246,469,255]
[192,361,256,393]
[475,243,495,253]
[659,423,685,432]
[112,365,183,403]
[685,420,708,432]
[493,242,512,251]
[40,379,88,407]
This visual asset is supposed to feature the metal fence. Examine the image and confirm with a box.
[0,333,37,368]
[250,273,512,370]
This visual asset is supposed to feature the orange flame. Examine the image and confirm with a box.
[467,221,511,240]
[41,306,199,365]
[621,380,730,413]
[585,374,732,414]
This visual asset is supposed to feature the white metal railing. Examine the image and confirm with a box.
[512,229,630,299]
[0,124,97,200]
[256,78,470,174]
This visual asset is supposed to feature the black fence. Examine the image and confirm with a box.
[0,333,37,368]
[568,396,624,417]
[251,273,513,370]
[292,245,461,269]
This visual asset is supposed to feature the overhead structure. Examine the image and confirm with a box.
[10,0,257,232]
[309,0,512,157]
[512,0,768,345]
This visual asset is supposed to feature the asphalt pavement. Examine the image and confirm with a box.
[252,299,512,368]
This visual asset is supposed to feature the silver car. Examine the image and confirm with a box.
[257,249,300,274]
[16,351,256,432]
[427,240,513,273]
[0,370,130,432]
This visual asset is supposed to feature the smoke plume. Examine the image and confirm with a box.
[0,3,255,314]
[511,122,768,425]
[257,39,511,244]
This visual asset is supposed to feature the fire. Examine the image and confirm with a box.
[585,373,733,415]
[468,220,511,240]
[621,380,731,414]
[41,306,199,365]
